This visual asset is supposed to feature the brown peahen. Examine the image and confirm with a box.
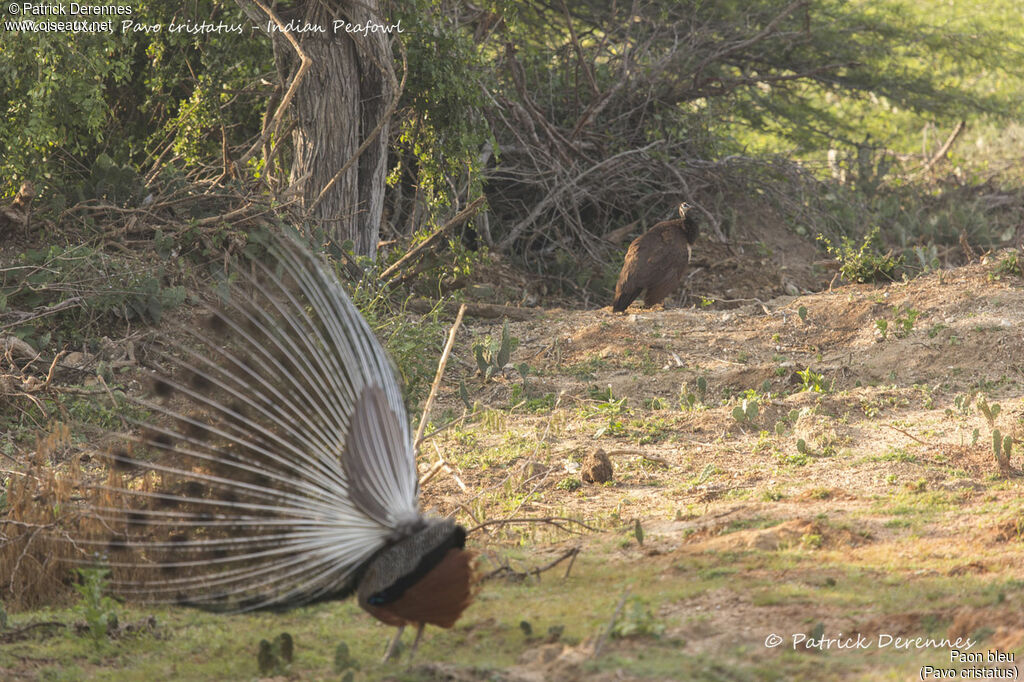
[612,202,700,312]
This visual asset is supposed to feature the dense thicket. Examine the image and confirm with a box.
[2,0,1022,274]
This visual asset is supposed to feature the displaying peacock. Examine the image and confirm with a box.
[73,230,475,660]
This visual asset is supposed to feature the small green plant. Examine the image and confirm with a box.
[611,597,665,639]
[73,566,119,651]
[798,305,808,323]
[893,307,920,338]
[473,319,518,382]
[644,397,667,410]
[583,386,628,438]
[516,362,531,391]
[875,307,919,340]
[775,408,804,434]
[797,367,827,393]
[989,251,1023,280]
[732,398,759,425]
[946,391,976,418]
[817,226,903,283]
[333,641,360,677]
[800,533,824,550]
[258,633,294,676]
[458,378,472,410]
[977,396,1001,427]
[975,396,1013,469]
[993,430,1013,468]
[912,243,940,274]
[557,477,582,491]
[679,389,698,411]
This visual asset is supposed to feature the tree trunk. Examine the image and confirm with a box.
[276,1,395,258]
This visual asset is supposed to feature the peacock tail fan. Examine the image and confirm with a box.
[68,229,426,612]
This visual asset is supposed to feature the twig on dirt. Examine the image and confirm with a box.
[604,449,671,467]
[1,298,85,332]
[592,587,630,659]
[455,501,482,527]
[480,546,581,583]
[418,441,467,492]
[0,621,67,644]
[468,516,598,535]
[883,424,929,446]
[883,424,952,466]
[406,298,534,321]
[418,458,446,487]
[415,304,467,449]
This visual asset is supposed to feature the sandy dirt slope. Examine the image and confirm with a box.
[417,253,1024,680]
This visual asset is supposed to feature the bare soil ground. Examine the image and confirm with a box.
[415,248,1024,681]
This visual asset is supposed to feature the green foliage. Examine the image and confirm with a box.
[73,567,118,652]
[583,386,629,438]
[349,285,447,406]
[817,226,903,283]
[977,397,1001,428]
[472,319,519,382]
[911,244,941,274]
[893,308,920,337]
[509,387,556,413]
[0,2,269,200]
[611,597,665,639]
[678,378,708,412]
[797,368,827,393]
[946,391,976,418]
[990,251,1024,280]
[732,398,759,425]
[557,477,581,492]
[877,306,920,340]
[386,0,491,216]
[991,429,1010,467]
[973,396,1012,469]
